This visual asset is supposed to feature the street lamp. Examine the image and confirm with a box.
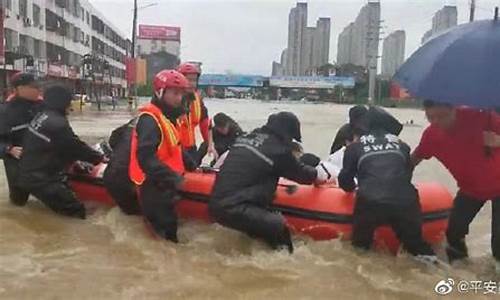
[130,1,158,108]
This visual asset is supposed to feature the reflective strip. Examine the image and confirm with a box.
[28,126,51,143]
[192,94,202,123]
[10,123,29,132]
[161,115,179,147]
[357,150,406,169]
[233,143,274,167]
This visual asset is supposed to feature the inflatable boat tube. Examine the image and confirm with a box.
[69,164,453,253]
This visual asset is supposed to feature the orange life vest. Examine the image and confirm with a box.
[129,103,184,185]
[177,91,203,148]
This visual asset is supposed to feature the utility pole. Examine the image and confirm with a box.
[367,20,383,105]
[129,0,138,108]
[470,0,476,22]
[132,0,137,59]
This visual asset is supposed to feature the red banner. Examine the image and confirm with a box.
[125,57,136,84]
[138,25,181,41]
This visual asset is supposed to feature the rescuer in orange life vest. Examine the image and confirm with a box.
[129,69,190,242]
[176,62,217,165]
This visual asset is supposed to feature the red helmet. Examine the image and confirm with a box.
[177,63,201,76]
[153,70,189,98]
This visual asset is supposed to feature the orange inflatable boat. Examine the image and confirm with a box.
[69,164,453,253]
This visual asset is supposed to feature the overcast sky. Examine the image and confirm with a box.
[90,0,500,75]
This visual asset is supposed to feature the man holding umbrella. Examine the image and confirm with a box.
[394,15,500,267]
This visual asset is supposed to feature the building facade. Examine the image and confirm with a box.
[421,5,457,44]
[135,24,181,82]
[312,17,330,69]
[336,1,381,69]
[274,2,331,76]
[1,0,131,98]
[337,22,354,67]
[381,30,405,78]
[286,2,307,76]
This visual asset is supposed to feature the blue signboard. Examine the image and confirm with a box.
[270,76,355,89]
[198,74,265,87]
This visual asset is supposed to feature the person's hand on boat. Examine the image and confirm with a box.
[207,142,219,161]
[7,146,22,159]
[315,161,335,185]
[73,161,94,174]
[484,131,500,147]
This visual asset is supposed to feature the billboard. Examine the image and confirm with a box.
[135,58,147,85]
[125,57,136,84]
[198,74,264,87]
[138,25,181,41]
[270,76,355,89]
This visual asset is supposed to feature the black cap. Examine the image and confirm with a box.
[213,112,232,128]
[330,123,354,154]
[300,153,321,167]
[366,106,403,136]
[43,85,73,114]
[348,105,368,125]
[11,72,38,88]
[265,111,302,142]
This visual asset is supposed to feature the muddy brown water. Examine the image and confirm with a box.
[0,99,496,299]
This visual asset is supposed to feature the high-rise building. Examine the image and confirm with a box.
[337,22,354,66]
[313,18,331,69]
[381,30,406,77]
[286,2,307,76]
[272,61,283,76]
[337,1,381,68]
[280,48,288,70]
[421,5,457,44]
[273,2,331,76]
[300,27,315,75]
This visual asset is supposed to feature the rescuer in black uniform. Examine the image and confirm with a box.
[338,110,437,262]
[18,85,104,218]
[102,119,141,215]
[209,112,322,253]
[198,112,244,164]
[0,73,43,206]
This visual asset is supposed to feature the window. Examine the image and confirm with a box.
[33,4,41,27]
[19,0,27,18]
[81,8,85,21]
[55,0,66,9]
[4,28,16,51]
[5,0,12,10]
[86,11,90,25]
[73,27,79,43]
[73,0,80,18]
[34,39,41,58]
[19,34,29,55]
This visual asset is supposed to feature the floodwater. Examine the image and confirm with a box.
[0,99,496,299]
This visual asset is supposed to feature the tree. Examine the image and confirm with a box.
[136,81,153,97]
[314,63,336,77]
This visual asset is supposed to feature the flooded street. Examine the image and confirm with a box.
[0,99,495,299]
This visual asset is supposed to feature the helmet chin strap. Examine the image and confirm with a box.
[154,88,164,100]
